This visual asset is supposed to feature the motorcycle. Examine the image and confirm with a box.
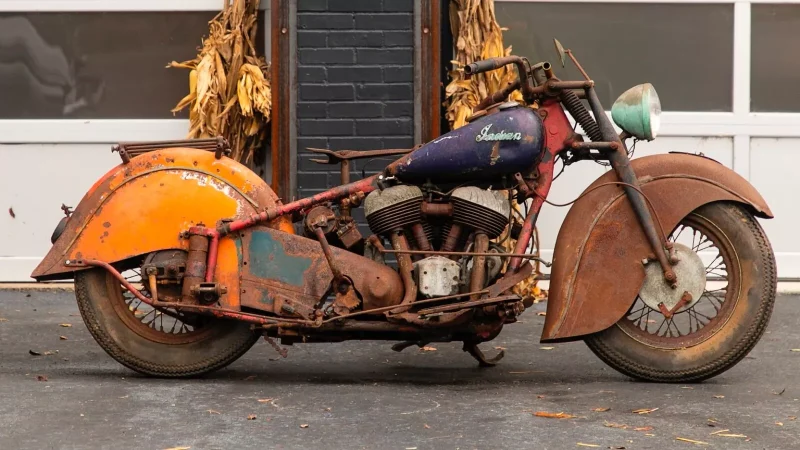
[32,42,776,382]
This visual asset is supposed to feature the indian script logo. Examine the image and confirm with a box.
[475,124,522,142]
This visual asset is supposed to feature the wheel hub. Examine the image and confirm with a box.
[639,243,705,313]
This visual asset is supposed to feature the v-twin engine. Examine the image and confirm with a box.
[364,185,509,298]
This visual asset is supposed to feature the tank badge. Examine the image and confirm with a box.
[475,124,522,142]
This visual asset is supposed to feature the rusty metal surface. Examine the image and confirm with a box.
[417,294,520,316]
[420,201,453,217]
[181,234,208,303]
[543,152,774,342]
[113,137,229,163]
[307,147,415,164]
[469,233,489,299]
[31,147,288,282]
[238,226,404,318]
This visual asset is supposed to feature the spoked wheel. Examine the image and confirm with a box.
[75,258,260,378]
[585,202,776,382]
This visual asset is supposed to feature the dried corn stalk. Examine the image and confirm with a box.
[445,0,545,300]
[168,0,271,165]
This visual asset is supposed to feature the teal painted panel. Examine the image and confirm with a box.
[247,230,311,287]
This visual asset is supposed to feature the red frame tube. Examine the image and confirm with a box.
[507,100,577,273]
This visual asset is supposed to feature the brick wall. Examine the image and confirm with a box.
[295,0,415,224]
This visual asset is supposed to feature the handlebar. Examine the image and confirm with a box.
[464,56,534,100]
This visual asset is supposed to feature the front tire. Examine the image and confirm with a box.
[75,268,260,378]
[585,202,776,382]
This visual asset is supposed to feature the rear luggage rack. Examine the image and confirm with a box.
[112,137,231,163]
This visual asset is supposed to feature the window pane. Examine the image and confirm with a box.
[0,12,262,119]
[751,5,800,112]
[495,2,734,111]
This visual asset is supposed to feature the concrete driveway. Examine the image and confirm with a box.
[0,289,798,449]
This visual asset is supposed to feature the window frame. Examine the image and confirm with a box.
[496,0,800,180]
[0,0,269,144]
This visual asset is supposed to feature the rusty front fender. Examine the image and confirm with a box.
[31,148,294,286]
[542,153,772,342]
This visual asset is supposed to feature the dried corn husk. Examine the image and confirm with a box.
[169,0,271,165]
[445,0,544,300]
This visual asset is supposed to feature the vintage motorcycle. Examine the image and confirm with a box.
[32,43,776,382]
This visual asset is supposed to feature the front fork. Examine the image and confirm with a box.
[507,93,677,287]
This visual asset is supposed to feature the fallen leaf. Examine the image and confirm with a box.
[716,434,747,438]
[789,416,797,421]
[247,414,257,420]
[534,411,576,419]
[43,351,55,356]
[163,447,191,450]
[632,408,659,415]
[681,386,694,390]
[243,375,257,381]
[790,349,800,352]
[645,434,656,437]
[774,388,786,395]
[536,395,545,399]
[59,336,68,340]
[207,410,220,415]
[675,437,709,445]
[709,429,729,435]
[419,346,437,352]
[323,407,332,412]
[576,444,600,448]
[713,395,725,399]
[494,346,506,351]
[592,407,611,412]
[776,422,783,426]
[8,207,15,218]
[609,447,626,449]
[634,427,654,432]
[540,346,555,350]
[424,424,430,429]
[300,424,309,428]
[0,317,8,322]
[36,375,48,381]
[604,422,628,429]
[536,312,546,316]
[257,398,273,403]
[59,323,72,327]
[29,350,42,356]
[119,395,129,399]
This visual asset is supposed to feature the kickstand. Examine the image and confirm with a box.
[463,342,504,368]
[391,340,431,352]
[264,336,288,359]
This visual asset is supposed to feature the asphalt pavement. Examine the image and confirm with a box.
[0,288,798,450]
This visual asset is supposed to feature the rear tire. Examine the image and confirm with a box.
[75,268,260,378]
[585,202,776,382]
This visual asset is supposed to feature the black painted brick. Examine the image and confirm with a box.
[383,0,412,12]
[299,48,355,65]
[354,13,412,30]
[299,119,355,136]
[356,48,412,65]
[299,13,353,29]
[384,30,413,47]
[329,102,383,118]
[297,102,328,118]
[298,66,326,83]
[327,66,383,83]
[355,118,412,136]
[298,0,328,12]
[383,101,413,117]
[328,0,385,12]
[297,31,328,48]
[328,31,383,47]
[356,83,412,100]
[299,84,355,101]
[296,6,414,202]
[383,66,413,82]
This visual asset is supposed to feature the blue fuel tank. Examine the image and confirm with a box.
[387,103,544,184]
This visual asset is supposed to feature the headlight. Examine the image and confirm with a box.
[611,83,661,141]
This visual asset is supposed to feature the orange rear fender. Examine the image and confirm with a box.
[31,148,294,286]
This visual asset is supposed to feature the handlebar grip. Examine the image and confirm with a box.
[465,58,504,75]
